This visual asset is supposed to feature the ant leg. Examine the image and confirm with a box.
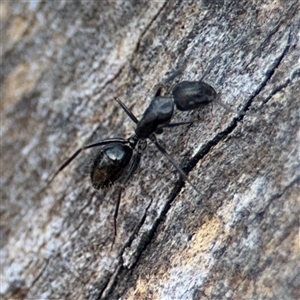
[150,135,216,215]
[164,121,193,128]
[150,134,203,196]
[115,98,139,124]
[49,138,129,184]
[111,187,122,248]
[111,152,142,248]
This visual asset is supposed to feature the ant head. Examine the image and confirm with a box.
[172,81,217,111]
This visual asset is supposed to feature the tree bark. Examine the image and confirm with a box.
[1,1,299,299]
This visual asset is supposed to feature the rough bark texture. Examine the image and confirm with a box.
[1,1,299,299]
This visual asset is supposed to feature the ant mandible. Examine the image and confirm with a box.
[50,35,249,246]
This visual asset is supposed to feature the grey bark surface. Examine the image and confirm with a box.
[1,1,299,300]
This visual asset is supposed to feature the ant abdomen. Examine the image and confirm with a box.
[172,81,217,111]
[90,143,133,189]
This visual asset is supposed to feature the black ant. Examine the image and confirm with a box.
[50,35,250,246]
[50,80,245,246]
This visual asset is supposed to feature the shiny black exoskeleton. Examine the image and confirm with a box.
[89,96,175,192]
[172,81,217,111]
[50,78,241,245]
[50,31,251,246]
[90,143,133,189]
